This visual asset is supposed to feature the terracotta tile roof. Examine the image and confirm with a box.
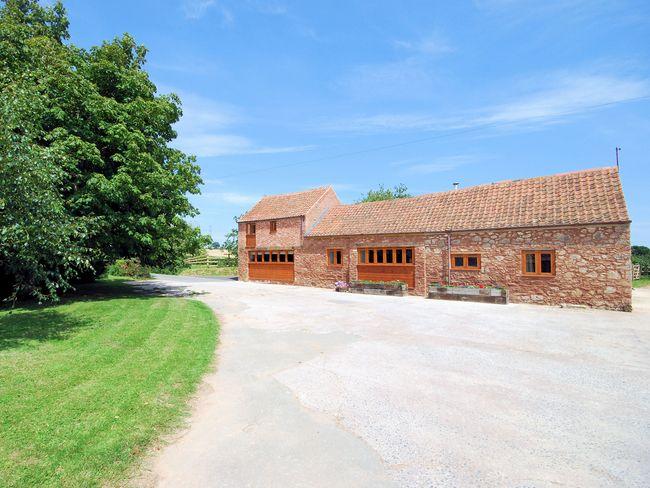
[239,186,332,222]
[308,167,629,236]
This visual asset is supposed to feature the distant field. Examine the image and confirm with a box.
[179,265,238,277]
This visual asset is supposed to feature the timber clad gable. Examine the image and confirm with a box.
[237,167,632,311]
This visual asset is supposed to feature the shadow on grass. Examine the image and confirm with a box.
[0,309,95,352]
[0,279,208,351]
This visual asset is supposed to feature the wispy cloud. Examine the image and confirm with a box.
[337,57,439,100]
[336,30,453,99]
[324,71,650,133]
[182,0,233,22]
[473,0,646,27]
[182,0,214,19]
[393,33,455,56]
[176,134,312,157]
[200,191,260,204]
[203,178,225,185]
[393,155,479,175]
[162,88,313,157]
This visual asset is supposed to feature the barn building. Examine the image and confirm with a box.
[237,167,632,311]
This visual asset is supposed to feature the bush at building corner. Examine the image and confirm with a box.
[106,259,151,279]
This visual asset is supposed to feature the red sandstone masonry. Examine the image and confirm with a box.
[238,168,631,310]
[292,223,632,311]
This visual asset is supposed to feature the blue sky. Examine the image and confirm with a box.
[63,0,650,243]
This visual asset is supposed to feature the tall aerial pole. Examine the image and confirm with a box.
[616,147,621,168]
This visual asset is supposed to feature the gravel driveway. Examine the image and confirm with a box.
[136,276,650,488]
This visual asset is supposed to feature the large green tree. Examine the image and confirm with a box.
[0,0,207,301]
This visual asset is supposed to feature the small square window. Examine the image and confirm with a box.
[405,249,413,264]
[271,252,278,262]
[386,249,393,263]
[327,249,343,266]
[368,249,375,263]
[287,252,294,263]
[279,252,286,262]
[522,250,555,276]
[376,249,384,263]
[396,249,403,263]
[249,252,255,262]
[451,254,481,270]
[359,250,366,264]
[248,223,256,235]
[263,252,270,262]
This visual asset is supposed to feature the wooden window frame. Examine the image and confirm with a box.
[521,250,556,277]
[269,220,277,234]
[450,253,481,271]
[249,250,295,264]
[357,247,415,266]
[327,248,343,267]
[247,223,256,235]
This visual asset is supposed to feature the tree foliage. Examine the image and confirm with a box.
[356,183,412,203]
[632,245,650,274]
[0,0,207,301]
[222,216,240,260]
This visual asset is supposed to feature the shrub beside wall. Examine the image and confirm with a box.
[106,259,151,278]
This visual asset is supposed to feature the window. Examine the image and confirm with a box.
[270,220,277,234]
[521,250,555,276]
[247,223,256,235]
[358,247,414,266]
[249,250,294,264]
[327,249,342,266]
[451,254,481,271]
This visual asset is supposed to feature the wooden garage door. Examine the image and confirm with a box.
[248,250,294,283]
[357,247,415,288]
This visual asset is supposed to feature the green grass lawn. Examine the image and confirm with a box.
[633,276,650,288]
[0,279,219,487]
[178,265,237,277]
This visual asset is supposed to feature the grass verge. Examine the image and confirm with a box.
[633,276,650,288]
[178,265,237,277]
[0,279,219,487]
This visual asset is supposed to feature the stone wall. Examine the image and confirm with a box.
[297,234,430,293]
[241,222,632,311]
[295,224,632,311]
[427,224,632,311]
